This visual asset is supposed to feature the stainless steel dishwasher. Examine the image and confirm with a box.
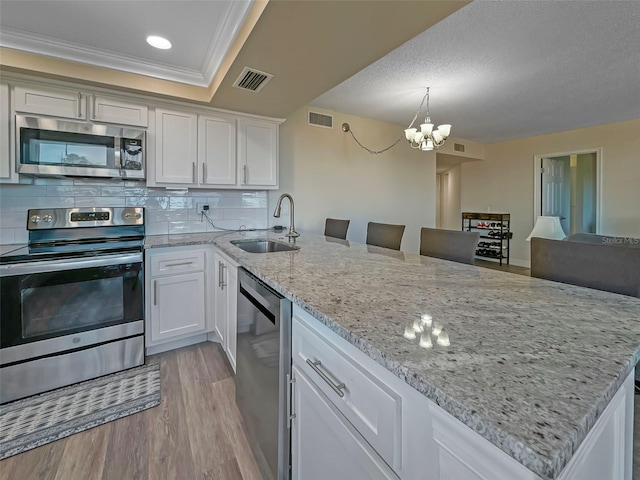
[236,268,292,480]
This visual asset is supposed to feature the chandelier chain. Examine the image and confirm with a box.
[406,87,430,129]
[344,128,403,155]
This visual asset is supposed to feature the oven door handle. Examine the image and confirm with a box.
[0,252,143,276]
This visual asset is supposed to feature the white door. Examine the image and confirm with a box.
[238,118,278,187]
[541,157,569,235]
[291,366,398,480]
[225,262,238,371]
[92,95,148,127]
[198,114,237,186]
[154,108,198,184]
[150,272,206,342]
[0,82,16,183]
[214,256,227,348]
[14,86,86,119]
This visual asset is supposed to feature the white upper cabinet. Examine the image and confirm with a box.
[91,95,148,127]
[238,117,278,188]
[4,76,280,189]
[0,82,17,183]
[153,108,198,185]
[198,113,237,186]
[14,85,86,119]
[150,107,279,190]
[13,86,149,127]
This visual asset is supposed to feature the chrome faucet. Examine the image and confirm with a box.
[273,193,300,239]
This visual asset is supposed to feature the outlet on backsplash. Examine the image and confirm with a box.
[196,203,210,214]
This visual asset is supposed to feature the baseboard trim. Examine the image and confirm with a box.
[146,334,209,356]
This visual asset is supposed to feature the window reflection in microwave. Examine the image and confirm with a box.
[34,140,109,167]
[20,277,124,338]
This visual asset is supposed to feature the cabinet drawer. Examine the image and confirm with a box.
[293,308,401,470]
[149,249,205,276]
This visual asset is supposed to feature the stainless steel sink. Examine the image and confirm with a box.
[231,239,299,253]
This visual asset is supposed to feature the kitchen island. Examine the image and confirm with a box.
[147,231,640,479]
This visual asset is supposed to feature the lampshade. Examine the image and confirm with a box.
[526,216,566,241]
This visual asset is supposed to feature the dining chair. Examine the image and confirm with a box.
[366,222,405,251]
[324,218,350,240]
[531,237,640,297]
[419,227,480,264]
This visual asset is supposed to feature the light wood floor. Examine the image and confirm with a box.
[0,342,263,480]
[475,258,531,276]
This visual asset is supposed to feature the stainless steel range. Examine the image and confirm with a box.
[0,207,145,404]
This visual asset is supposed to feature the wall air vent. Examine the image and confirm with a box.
[308,111,333,129]
[232,67,273,93]
[454,143,465,153]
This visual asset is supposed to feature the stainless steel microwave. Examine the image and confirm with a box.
[16,115,146,180]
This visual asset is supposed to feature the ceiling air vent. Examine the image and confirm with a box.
[454,143,465,152]
[233,67,273,93]
[308,111,333,129]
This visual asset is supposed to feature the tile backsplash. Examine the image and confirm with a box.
[0,177,268,244]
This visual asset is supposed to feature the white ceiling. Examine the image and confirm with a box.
[1,1,638,146]
[0,0,252,87]
[310,0,640,144]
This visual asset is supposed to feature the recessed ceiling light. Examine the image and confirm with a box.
[146,35,172,50]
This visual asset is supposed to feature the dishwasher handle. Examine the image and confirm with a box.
[240,284,276,325]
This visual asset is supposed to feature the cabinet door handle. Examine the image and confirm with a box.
[165,261,193,268]
[153,280,158,306]
[287,374,296,427]
[218,261,223,288]
[77,92,82,118]
[220,263,227,290]
[192,162,196,183]
[243,165,247,184]
[306,359,346,398]
[202,163,207,184]
[91,94,97,120]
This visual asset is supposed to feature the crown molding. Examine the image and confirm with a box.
[0,0,251,90]
[201,0,253,85]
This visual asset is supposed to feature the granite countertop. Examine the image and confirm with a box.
[145,231,640,480]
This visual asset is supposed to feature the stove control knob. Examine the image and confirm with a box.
[134,213,142,220]
[30,215,41,224]
[42,215,53,223]
[124,212,133,220]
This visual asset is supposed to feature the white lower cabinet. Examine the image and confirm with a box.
[292,306,433,480]
[214,250,238,371]
[291,305,634,480]
[145,245,213,353]
[151,271,206,341]
[291,365,398,480]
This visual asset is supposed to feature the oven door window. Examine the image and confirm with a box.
[20,128,115,169]
[21,276,124,338]
[0,262,142,348]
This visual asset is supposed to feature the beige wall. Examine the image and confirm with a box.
[461,119,640,265]
[271,107,437,253]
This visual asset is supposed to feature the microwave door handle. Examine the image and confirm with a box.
[115,136,122,169]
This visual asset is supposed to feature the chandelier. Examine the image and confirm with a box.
[341,86,452,155]
[404,87,451,151]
